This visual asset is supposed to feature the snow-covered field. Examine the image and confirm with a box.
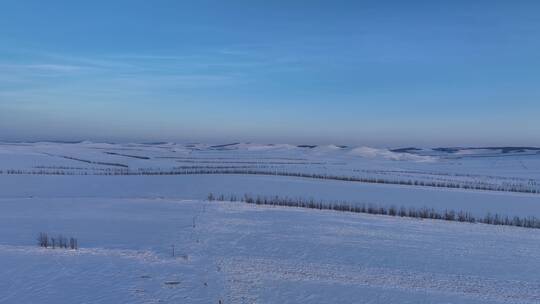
[1,141,539,217]
[2,198,540,303]
[1,142,540,303]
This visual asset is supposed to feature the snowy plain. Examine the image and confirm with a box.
[1,142,540,303]
[1,141,539,217]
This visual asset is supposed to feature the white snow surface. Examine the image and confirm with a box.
[1,142,540,303]
[1,198,540,303]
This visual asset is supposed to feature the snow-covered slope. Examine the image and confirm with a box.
[1,198,539,303]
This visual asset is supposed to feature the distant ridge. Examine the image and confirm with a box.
[435,147,540,153]
[390,147,422,153]
[0,140,90,144]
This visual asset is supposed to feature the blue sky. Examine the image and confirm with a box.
[1,0,539,146]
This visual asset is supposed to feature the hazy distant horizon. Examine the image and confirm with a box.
[1,137,539,150]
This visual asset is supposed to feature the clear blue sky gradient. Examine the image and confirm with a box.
[1,0,539,146]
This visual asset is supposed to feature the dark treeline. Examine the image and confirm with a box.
[103,152,151,160]
[1,168,538,194]
[172,165,273,170]
[58,156,128,168]
[157,156,308,161]
[38,232,78,250]
[207,193,540,229]
[40,152,129,168]
[175,160,325,165]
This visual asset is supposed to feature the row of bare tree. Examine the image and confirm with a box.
[38,232,78,250]
[209,193,540,229]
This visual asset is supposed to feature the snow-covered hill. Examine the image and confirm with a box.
[1,141,539,193]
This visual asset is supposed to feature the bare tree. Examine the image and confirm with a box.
[38,232,49,247]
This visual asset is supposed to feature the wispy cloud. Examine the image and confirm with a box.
[41,53,135,69]
[0,63,91,73]
[0,46,292,102]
